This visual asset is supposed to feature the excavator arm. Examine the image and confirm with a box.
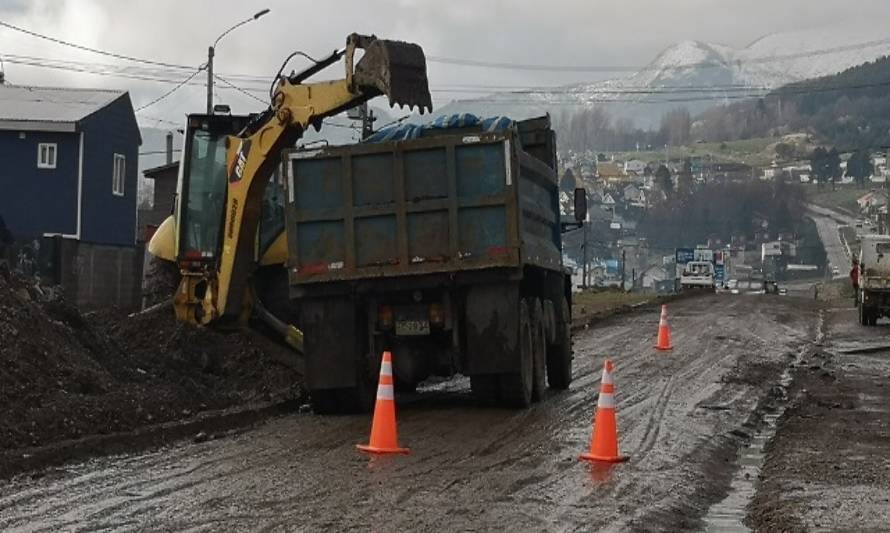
[173,34,432,337]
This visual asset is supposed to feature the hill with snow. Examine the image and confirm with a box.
[434,26,890,128]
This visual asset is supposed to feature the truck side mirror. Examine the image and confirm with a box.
[574,187,587,223]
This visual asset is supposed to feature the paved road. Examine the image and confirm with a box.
[807,205,852,279]
[0,295,819,532]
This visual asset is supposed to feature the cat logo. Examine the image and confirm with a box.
[229,139,251,184]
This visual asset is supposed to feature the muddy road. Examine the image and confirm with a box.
[0,295,818,531]
[750,305,890,531]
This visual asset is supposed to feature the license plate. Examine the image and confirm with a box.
[395,319,430,336]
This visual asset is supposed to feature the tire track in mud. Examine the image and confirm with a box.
[0,295,821,532]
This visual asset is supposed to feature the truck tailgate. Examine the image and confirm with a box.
[283,132,524,284]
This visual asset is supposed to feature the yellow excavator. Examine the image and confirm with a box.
[146,34,432,354]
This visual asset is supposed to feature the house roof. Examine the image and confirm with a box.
[144,160,180,179]
[596,162,625,178]
[0,85,127,132]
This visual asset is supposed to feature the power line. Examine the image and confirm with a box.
[136,113,182,127]
[426,36,890,73]
[0,20,194,70]
[135,69,202,112]
[213,73,268,105]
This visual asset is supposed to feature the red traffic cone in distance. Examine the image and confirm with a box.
[580,359,629,463]
[655,304,673,351]
[357,351,409,455]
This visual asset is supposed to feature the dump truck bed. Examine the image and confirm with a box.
[282,117,561,286]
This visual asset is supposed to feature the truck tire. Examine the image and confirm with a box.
[499,299,533,408]
[470,375,499,404]
[306,299,375,415]
[310,372,374,414]
[546,298,573,390]
[530,298,547,402]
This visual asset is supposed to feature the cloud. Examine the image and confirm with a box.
[2,0,890,123]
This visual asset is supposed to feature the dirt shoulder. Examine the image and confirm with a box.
[748,304,890,531]
[0,273,304,478]
[571,288,696,330]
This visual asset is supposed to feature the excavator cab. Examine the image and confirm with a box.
[176,114,251,266]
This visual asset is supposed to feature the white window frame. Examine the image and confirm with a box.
[37,143,57,169]
[112,153,126,196]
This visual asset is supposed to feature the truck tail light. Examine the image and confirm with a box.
[378,305,394,329]
[429,302,444,325]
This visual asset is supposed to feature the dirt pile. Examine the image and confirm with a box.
[0,272,303,456]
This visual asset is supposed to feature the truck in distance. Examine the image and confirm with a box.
[680,260,716,291]
[858,234,890,325]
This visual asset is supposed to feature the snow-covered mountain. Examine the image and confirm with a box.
[434,26,890,128]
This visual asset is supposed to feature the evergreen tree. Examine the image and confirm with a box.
[826,148,842,191]
[655,164,673,197]
[847,150,874,188]
[810,147,827,189]
[677,158,694,196]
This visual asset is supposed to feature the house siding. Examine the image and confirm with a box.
[79,94,140,246]
[0,130,79,240]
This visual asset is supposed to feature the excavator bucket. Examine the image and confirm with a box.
[351,35,433,114]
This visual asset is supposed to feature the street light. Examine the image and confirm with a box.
[206,8,270,114]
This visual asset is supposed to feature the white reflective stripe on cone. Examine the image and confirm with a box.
[377,384,395,400]
[601,369,613,385]
[597,392,615,408]
[380,361,393,376]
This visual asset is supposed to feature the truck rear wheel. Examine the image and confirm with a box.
[546,298,573,390]
[530,299,547,402]
[310,369,375,414]
[305,298,376,415]
[499,300,533,408]
[470,375,499,404]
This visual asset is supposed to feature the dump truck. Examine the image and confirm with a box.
[281,116,577,412]
[858,234,890,325]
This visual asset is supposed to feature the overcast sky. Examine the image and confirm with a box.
[2,0,890,128]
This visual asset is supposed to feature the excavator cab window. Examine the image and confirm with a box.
[178,114,251,263]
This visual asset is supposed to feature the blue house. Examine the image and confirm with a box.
[0,85,141,246]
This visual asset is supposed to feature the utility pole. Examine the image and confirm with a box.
[621,249,627,291]
[206,8,270,115]
[206,46,214,114]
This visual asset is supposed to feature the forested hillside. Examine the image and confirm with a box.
[695,55,890,149]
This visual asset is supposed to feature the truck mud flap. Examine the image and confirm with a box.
[465,283,520,375]
[299,298,361,390]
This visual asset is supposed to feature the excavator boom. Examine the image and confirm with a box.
[171,34,432,334]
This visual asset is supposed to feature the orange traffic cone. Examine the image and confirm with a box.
[357,351,409,455]
[580,359,629,463]
[654,304,673,351]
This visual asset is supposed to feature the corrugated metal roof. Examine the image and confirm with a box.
[0,85,125,129]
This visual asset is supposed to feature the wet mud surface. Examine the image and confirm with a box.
[748,305,890,532]
[0,295,818,531]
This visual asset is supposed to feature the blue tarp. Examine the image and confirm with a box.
[365,114,515,143]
